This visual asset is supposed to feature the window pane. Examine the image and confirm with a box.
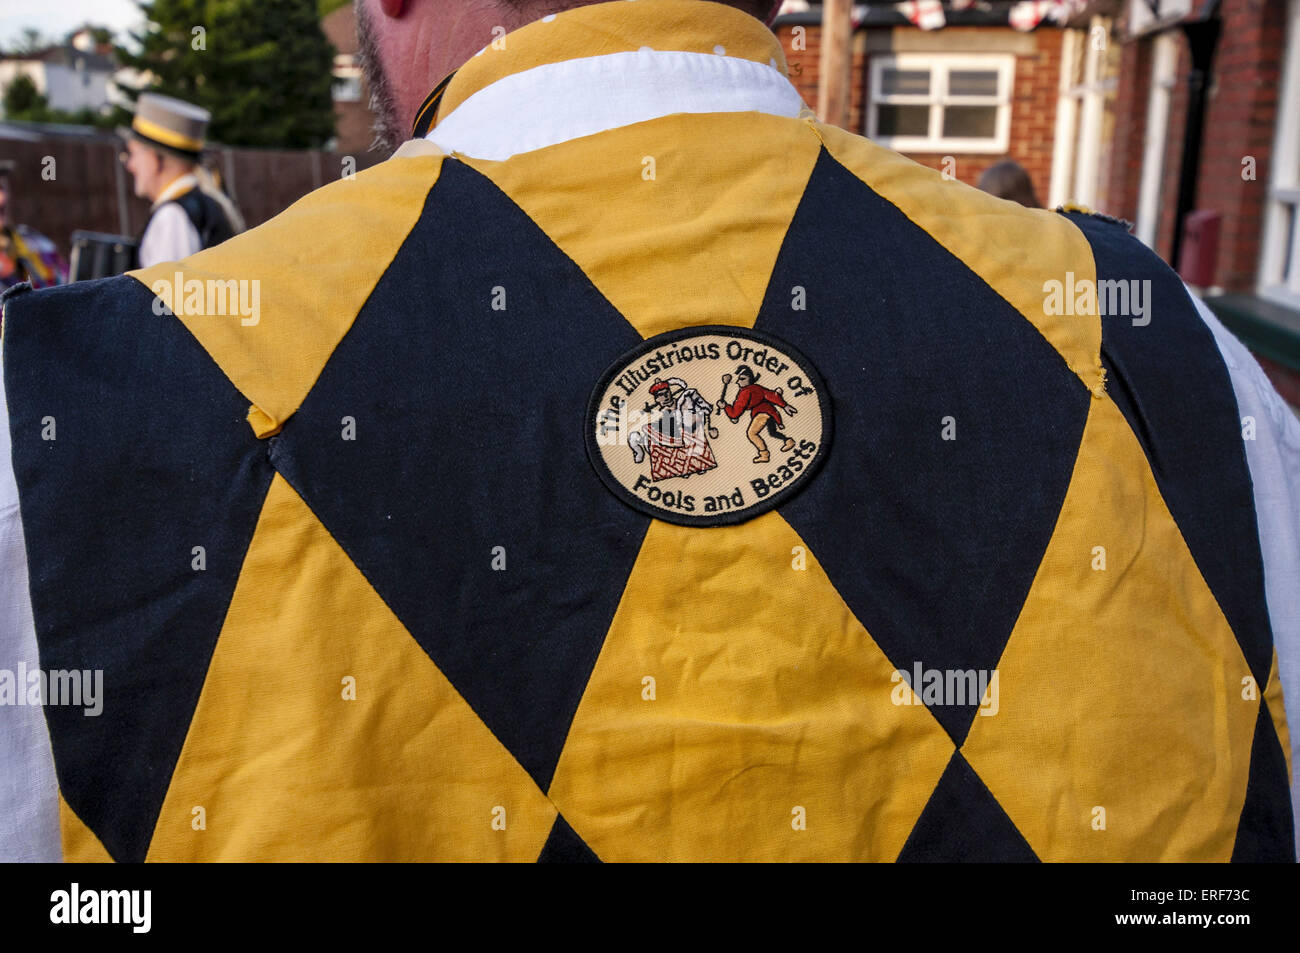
[333,75,362,102]
[942,105,998,139]
[881,68,930,96]
[876,105,930,137]
[949,70,999,97]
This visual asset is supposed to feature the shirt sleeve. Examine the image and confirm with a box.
[1192,293,1300,857]
[0,334,62,861]
[137,202,203,270]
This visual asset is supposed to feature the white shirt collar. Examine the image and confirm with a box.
[426,47,805,161]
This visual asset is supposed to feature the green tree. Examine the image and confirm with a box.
[116,0,337,149]
[2,74,49,121]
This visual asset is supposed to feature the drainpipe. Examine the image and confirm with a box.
[1169,0,1222,269]
[818,0,853,128]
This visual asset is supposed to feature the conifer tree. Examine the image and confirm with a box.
[116,0,337,149]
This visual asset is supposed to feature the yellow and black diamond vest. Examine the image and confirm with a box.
[1,1,1293,862]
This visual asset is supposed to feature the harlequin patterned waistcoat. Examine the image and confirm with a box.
[2,0,1291,863]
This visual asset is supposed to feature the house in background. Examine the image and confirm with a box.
[0,29,123,117]
[775,0,1300,403]
[1100,0,1300,404]
[772,0,1121,208]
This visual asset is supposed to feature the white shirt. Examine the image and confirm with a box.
[136,174,204,270]
[0,366,59,861]
[3,45,1299,861]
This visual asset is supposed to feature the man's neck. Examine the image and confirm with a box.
[152,171,197,208]
[420,0,800,160]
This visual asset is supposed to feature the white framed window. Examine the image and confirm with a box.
[867,53,1014,154]
[1260,0,1300,308]
[1049,18,1119,209]
[332,54,362,102]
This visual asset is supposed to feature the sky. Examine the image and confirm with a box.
[0,0,144,48]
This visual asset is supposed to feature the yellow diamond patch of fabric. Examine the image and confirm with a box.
[464,110,821,341]
[1265,649,1292,783]
[59,794,113,862]
[548,510,953,861]
[131,154,444,435]
[961,397,1257,861]
[146,475,555,861]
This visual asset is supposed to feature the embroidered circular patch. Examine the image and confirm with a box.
[585,326,832,526]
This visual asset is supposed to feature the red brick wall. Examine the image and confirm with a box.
[778,24,822,109]
[1104,0,1289,289]
[851,40,867,133]
[775,23,1062,203]
[1196,0,1289,290]
[1105,35,1152,225]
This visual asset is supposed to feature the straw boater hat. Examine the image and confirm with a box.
[119,93,209,161]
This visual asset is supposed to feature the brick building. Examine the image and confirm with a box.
[1099,0,1300,402]
[321,1,380,157]
[772,2,1119,207]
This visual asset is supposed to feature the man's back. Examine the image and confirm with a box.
[1,0,1294,862]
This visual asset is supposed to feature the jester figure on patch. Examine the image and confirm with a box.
[628,377,719,481]
[718,364,798,463]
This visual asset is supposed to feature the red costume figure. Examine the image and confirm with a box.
[726,381,788,427]
[717,364,797,463]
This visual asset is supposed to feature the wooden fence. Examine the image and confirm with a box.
[0,123,386,256]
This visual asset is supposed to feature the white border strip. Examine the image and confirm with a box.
[428,49,805,160]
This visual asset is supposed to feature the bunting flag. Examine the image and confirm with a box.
[898,0,947,29]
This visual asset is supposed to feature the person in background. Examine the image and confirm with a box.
[119,93,244,268]
[0,161,68,292]
[977,159,1041,208]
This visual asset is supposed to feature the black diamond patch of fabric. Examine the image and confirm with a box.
[898,751,1039,862]
[1230,705,1296,862]
[270,160,650,793]
[537,813,601,862]
[3,276,275,862]
[757,149,1091,746]
[1066,212,1275,689]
